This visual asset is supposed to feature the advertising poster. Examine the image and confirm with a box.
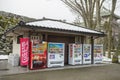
[94,44,103,64]
[20,38,29,66]
[30,41,47,70]
[83,44,91,64]
[47,42,64,67]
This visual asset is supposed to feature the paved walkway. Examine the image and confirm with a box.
[0,60,111,76]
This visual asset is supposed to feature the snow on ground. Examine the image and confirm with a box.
[102,56,112,62]
[0,55,112,63]
[0,55,8,59]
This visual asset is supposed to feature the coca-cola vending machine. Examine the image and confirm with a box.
[29,36,47,70]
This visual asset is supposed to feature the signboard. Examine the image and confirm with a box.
[83,44,91,64]
[20,38,29,66]
[94,44,103,63]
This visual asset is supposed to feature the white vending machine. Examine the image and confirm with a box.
[47,42,65,67]
[68,44,82,65]
[94,44,103,64]
[83,44,91,64]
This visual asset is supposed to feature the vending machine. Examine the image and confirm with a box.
[68,44,82,65]
[94,44,103,64]
[83,44,91,64]
[47,42,65,67]
[30,38,47,70]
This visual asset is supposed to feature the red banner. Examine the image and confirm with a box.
[20,38,29,66]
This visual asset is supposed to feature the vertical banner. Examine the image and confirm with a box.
[20,38,29,66]
[94,44,103,64]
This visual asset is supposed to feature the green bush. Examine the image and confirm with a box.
[112,54,118,63]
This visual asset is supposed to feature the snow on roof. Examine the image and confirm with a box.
[26,19,103,35]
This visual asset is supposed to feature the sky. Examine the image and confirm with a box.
[0,0,76,22]
[0,0,120,23]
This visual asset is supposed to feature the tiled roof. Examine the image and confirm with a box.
[26,19,104,35]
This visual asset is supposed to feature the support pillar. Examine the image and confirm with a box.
[45,33,48,42]
[91,36,94,64]
[81,36,84,64]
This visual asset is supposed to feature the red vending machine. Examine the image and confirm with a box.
[30,36,47,70]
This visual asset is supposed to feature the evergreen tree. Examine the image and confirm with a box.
[0,16,19,55]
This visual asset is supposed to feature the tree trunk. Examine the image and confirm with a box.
[108,0,117,58]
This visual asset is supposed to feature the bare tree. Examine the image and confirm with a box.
[108,0,117,58]
[61,0,105,29]
[62,0,118,58]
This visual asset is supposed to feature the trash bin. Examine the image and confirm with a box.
[8,54,19,66]
[0,60,8,70]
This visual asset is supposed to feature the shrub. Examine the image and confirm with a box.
[112,54,118,63]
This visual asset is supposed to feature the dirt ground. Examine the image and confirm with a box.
[1,64,120,80]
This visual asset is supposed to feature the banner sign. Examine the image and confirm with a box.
[20,38,29,66]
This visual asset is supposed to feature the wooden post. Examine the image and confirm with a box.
[91,36,94,64]
[81,36,84,64]
[45,33,48,42]
[28,31,31,70]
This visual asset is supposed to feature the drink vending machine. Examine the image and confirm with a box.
[47,42,65,67]
[68,44,82,65]
[29,37,47,70]
[83,44,91,64]
[94,44,103,64]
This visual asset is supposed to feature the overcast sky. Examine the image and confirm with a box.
[0,0,76,22]
[0,0,120,23]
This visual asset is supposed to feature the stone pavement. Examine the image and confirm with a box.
[0,60,111,76]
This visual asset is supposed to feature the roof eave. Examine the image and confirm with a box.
[24,25,106,37]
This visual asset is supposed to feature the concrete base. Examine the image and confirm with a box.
[0,60,8,70]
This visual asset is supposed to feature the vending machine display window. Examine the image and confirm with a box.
[47,42,65,67]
